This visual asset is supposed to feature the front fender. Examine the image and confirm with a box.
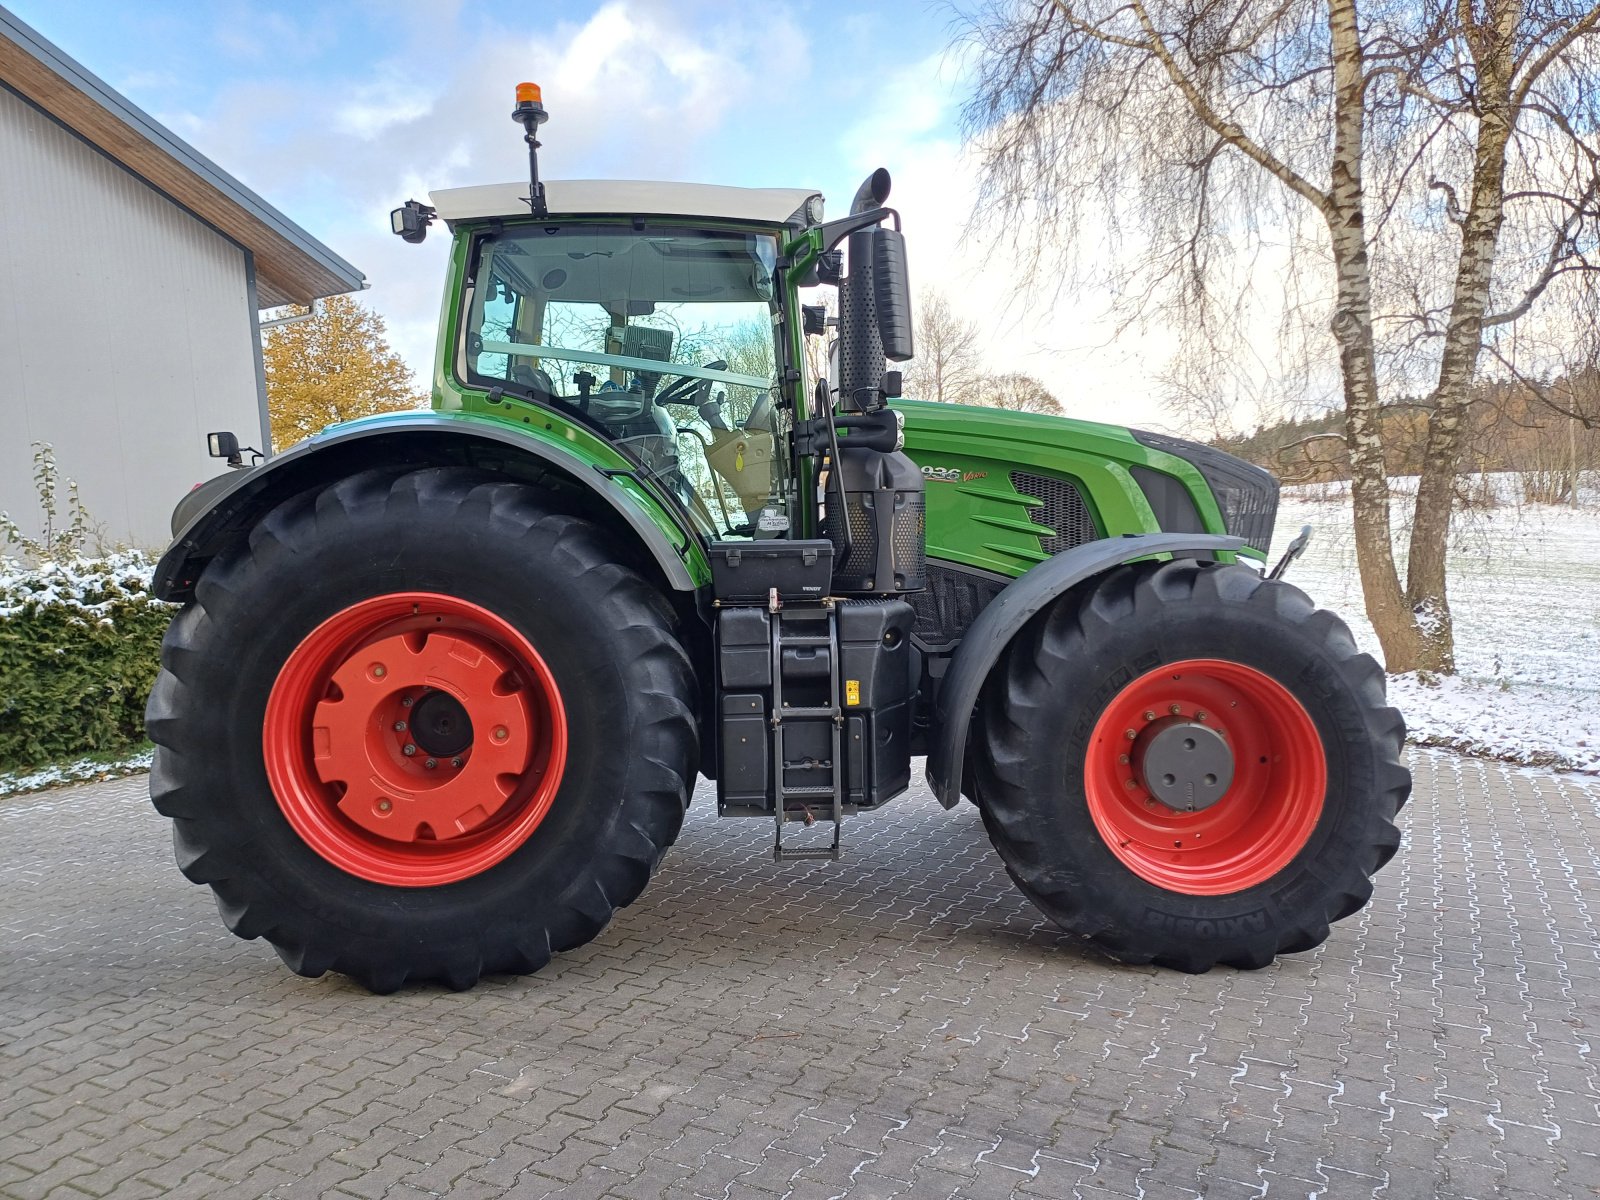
[926,533,1248,809]
[153,413,702,601]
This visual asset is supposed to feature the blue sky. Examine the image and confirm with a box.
[10,0,1179,428]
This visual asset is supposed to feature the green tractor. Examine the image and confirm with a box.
[145,85,1407,992]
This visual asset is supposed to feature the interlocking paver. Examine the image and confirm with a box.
[2,751,1599,1198]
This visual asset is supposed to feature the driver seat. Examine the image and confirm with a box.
[511,365,556,406]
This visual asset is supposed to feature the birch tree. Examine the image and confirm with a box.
[961,0,1600,672]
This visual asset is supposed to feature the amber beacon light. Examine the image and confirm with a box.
[512,81,549,216]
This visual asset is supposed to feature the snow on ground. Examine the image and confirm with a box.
[1273,476,1600,773]
[0,747,154,797]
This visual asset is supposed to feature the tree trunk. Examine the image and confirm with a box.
[1403,2,1521,673]
[1326,0,1425,672]
[1569,412,1580,507]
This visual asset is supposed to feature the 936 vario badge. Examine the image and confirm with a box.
[920,465,963,483]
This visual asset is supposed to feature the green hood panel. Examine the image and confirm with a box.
[894,399,1237,577]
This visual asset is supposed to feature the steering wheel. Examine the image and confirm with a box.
[655,360,728,426]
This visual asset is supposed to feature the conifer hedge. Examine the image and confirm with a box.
[0,553,170,770]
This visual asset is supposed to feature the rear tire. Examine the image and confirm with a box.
[146,468,698,992]
[975,558,1408,972]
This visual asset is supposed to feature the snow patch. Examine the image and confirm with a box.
[0,550,164,623]
[1275,483,1600,775]
[0,748,155,798]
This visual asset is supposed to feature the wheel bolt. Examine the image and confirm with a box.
[451,757,463,768]
[1124,778,1137,789]
[372,664,386,679]
[401,697,414,708]
[1169,704,1182,715]
[403,743,417,756]
[393,721,407,732]
[492,726,509,742]
[424,758,437,770]
[1143,710,1156,722]
[1118,754,1130,765]
[377,799,392,813]
[1195,711,1207,721]
[1125,729,1137,741]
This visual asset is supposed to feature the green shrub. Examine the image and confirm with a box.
[0,553,171,771]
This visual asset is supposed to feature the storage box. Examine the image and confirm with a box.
[708,540,834,604]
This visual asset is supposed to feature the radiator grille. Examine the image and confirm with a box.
[1010,472,1098,555]
[1130,431,1280,553]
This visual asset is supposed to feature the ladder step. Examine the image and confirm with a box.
[780,635,833,645]
[780,785,836,798]
[777,705,838,718]
[773,847,840,862]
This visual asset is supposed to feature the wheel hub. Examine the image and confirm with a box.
[410,689,474,758]
[1134,719,1234,812]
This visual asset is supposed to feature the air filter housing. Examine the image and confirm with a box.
[823,446,926,595]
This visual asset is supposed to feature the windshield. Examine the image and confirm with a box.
[460,225,785,539]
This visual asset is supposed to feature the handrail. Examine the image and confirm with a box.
[479,340,770,390]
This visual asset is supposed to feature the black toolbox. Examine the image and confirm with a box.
[708,540,834,604]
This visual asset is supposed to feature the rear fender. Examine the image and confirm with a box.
[926,533,1248,809]
[153,415,702,601]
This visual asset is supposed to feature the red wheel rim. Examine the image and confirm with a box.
[1084,658,1326,895]
[263,592,567,887]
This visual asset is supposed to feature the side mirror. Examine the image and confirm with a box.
[870,228,913,362]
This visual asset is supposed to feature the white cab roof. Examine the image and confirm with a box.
[430,180,823,227]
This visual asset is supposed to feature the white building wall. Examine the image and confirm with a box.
[0,83,264,551]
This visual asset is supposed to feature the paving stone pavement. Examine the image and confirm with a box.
[2,750,1598,1200]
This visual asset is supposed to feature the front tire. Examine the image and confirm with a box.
[975,559,1408,972]
[145,468,698,992]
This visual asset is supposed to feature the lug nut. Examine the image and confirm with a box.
[451,757,463,768]
[492,726,509,742]
[377,799,392,813]
[372,664,386,679]
[1144,710,1156,722]
[424,758,437,770]
[402,696,414,708]
[1118,754,1130,765]
[1169,704,1182,715]
[1125,729,1137,741]
[393,721,407,732]
[403,743,417,756]
[1195,711,1207,721]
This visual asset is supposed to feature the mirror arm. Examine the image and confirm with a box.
[817,207,900,255]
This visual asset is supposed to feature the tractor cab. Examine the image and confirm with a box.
[454,214,787,536]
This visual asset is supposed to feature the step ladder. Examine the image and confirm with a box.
[768,596,842,862]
